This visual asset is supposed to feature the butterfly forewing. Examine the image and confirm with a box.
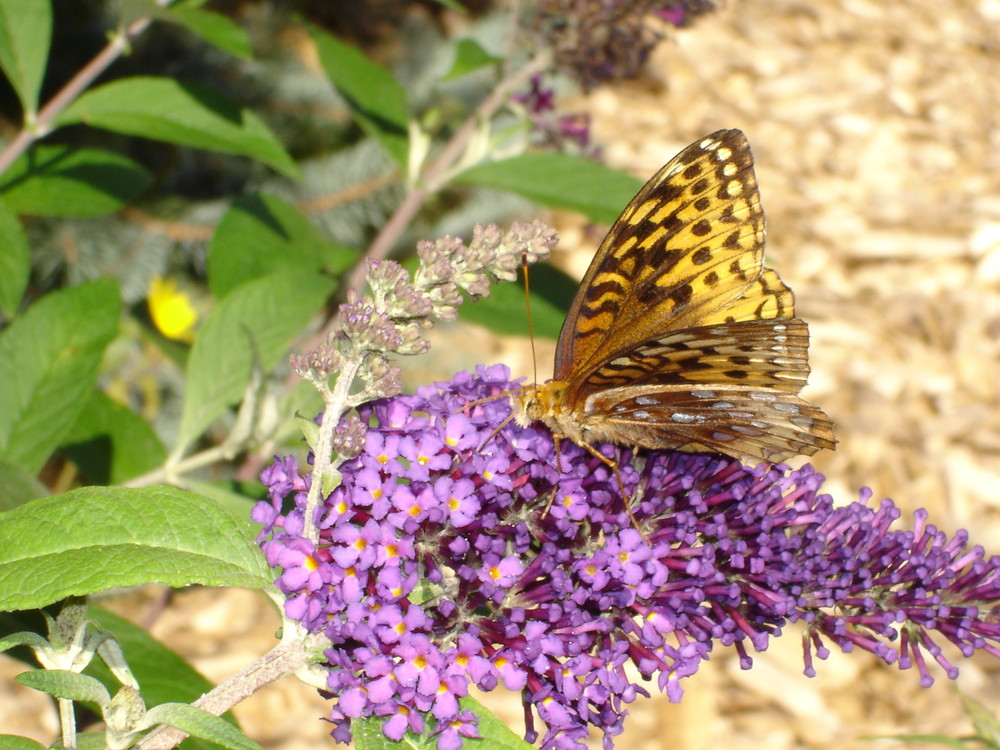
[555,129,766,383]
[512,129,835,465]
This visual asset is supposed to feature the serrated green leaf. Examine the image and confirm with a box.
[0,145,152,217]
[458,263,575,339]
[86,608,242,750]
[0,486,274,612]
[208,193,359,299]
[144,704,262,750]
[0,734,46,750]
[16,669,111,705]
[444,38,500,80]
[0,0,51,116]
[177,270,333,452]
[311,28,409,168]
[57,77,298,179]
[163,6,252,60]
[0,199,29,315]
[60,390,167,485]
[454,152,644,224]
[0,459,48,511]
[0,279,120,474]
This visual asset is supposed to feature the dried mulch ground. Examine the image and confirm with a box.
[5,1,1000,748]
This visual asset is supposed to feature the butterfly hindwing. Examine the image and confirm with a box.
[586,384,835,462]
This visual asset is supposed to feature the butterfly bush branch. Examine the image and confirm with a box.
[287,221,557,544]
[347,49,553,297]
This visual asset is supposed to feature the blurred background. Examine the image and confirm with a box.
[3,0,1000,748]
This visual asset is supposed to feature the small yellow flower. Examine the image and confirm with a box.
[148,277,198,342]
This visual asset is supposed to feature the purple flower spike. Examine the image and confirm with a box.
[256,365,1000,749]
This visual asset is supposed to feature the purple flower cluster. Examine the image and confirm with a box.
[514,75,595,155]
[529,1,719,90]
[255,365,1000,750]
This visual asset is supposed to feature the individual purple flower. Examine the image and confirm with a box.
[256,365,1000,750]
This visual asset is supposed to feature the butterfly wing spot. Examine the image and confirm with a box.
[634,395,659,406]
[671,412,705,424]
[683,163,703,180]
[691,220,713,237]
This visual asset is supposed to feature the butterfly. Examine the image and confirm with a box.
[509,129,835,465]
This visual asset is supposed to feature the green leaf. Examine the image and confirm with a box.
[0,629,48,652]
[86,608,242,750]
[0,460,48,511]
[208,193,359,298]
[0,145,152,217]
[0,0,51,116]
[0,486,274,612]
[454,153,644,224]
[16,669,111,706]
[177,269,333,452]
[57,77,298,179]
[0,279,120,474]
[444,38,500,80]
[54,732,106,750]
[0,735,46,750]
[162,5,252,60]
[353,696,532,750]
[144,704,262,750]
[460,696,535,749]
[0,199,29,316]
[181,480,256,522]
[311,28,409,168]
[961,692,1000,747]
[458,263,575,339]
[430,0,467,10]
[60,390,167,485]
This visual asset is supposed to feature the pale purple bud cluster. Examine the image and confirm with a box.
[331,415,367,459]
[415,220,557,317]
[257,366,1000,749]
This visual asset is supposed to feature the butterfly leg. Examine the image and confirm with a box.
[575,441,645,539]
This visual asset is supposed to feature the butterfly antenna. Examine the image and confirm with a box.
[522,253,539,387]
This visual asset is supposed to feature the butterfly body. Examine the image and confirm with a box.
[510,130,835,464]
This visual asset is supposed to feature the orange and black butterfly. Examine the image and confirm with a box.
[510,129,835,464]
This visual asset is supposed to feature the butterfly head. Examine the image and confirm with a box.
[508,380,570,428]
